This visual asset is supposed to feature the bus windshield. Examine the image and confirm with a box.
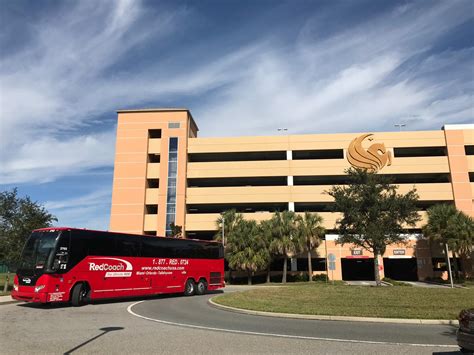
[18,231,60,273]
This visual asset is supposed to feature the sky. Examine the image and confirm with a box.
[0,0,473,230]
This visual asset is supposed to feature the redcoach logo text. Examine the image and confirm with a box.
[89,262,125,271]
[87,257,133,277]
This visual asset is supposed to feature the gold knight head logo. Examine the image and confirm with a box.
[347,134,392,172]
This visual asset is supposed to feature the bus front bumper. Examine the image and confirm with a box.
[11,288,49,303]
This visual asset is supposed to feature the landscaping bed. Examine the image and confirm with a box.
[214,283,474,319]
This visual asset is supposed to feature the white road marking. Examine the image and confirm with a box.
[126,301,458,348]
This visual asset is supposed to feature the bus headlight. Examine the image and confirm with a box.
[34,285,45,293]
[13,284,18,291]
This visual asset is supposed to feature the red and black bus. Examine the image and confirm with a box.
[12,228,224,306]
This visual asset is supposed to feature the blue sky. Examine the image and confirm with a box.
[0,0,473,230]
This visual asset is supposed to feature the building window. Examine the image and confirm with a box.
[148,154,160,163]
[148,129,162,138]
[188,151,286,162]
[147,179,159,188]
[168,122,180,129]
[165,137,178,236]
[146,205,158,214]
[393,147,446,157]
[144,231,157,236]
[187,176,287,187]
[465,145,474,155]
[292,149,344,160]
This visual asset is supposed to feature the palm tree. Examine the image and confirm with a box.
[169,223,182,238]
[296,212,325,282]
[258,219,274,283]
[226,219,270,285]
[423,204,474,280]
[423,204,457,279]
[214,209,243,245]
[445,211,474,279]
[268,211,302,283]
[214,210,244,284]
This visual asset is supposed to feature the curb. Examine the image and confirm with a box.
[0,295,20,306]
[0,300,21,306]
[208,297,458,325]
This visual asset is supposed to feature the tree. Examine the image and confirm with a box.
[423,204,474,279]
[169,223,182,238]
[214,209,243,245]
[327,168,420,286]
[268,211,302,283]
[448,211,474,279]
[0,189,57,269]
[259,219,275,283]
[296,212,325,282]
[226,219,270,285]
[214,210,244,283]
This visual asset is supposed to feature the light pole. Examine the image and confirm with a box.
[394,123,406,131]
[445,244,454,288]
[324,236,329,283]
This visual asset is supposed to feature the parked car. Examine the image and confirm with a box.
[457,309,474,353]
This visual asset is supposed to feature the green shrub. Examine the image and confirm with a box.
[312,274,328,282]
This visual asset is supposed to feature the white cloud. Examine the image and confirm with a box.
[44,189,112,230]
[1,131,116,184]
[195,2,473,137]
[0,0,185,184]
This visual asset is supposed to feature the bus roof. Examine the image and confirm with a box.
[32,227,220,244]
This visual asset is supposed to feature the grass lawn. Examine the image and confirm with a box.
[0,273,15,296]
[462,280,474,288]
[214,283,474,319]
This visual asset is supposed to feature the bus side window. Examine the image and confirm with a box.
[87,232,118,256]
[115,236,140,257]
[141,238,162,257]
[68,231,89,270]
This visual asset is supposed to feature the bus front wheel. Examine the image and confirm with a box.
[71,283,88,307]
[184,279,195,296]
[196,279,207,295]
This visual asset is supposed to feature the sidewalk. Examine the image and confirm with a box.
[0,295,19,305]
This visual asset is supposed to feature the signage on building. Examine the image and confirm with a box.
[393,249,406,255]
[351,249,363,256]
[347,133,392,172]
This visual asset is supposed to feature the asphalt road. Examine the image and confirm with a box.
[0,286,462,354]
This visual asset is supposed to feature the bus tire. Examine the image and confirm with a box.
[184,279,195,296]
[71,283,88,307]
[196,279,207,295]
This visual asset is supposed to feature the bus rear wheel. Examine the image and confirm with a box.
[196,279,207,295]
[71,283,88,307]
[184,279,195,296]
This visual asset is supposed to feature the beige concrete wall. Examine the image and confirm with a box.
[185,211,428,231]
[110,117,149,234]
[185,184,453,204]
[110,110,197,235]
[189,130,446,153]
[445,129,473,216]
[187,156,450,178]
